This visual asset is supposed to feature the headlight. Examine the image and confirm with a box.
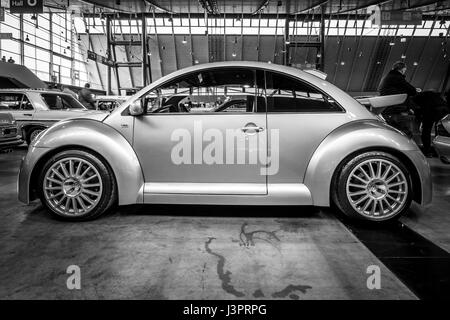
[436,122,450,137]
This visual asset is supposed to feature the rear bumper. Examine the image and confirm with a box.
[433,136,450,164]
[404,150,433,206]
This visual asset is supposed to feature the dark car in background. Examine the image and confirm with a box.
[0,113,22,151]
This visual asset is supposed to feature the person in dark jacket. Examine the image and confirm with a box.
[78,83,96,110]
[413,91,450,157]
[378,61,418,97]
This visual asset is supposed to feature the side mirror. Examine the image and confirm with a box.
[129,99,144,116]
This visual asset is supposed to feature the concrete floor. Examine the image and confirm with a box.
[1,146,448,300]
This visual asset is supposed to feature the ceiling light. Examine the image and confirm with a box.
[389,42,395,46]
[285,40,290,44]
[401,54,406,59]
[182,36,187,44]
[194,59,199,64]
[400,38,406,42]
[340,61,345,65]
[316,53,322,58]
[232,52,236,57]
[413,62,418,66]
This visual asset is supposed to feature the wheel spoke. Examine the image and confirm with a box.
[60,163,70,178]
[381,164,392,180]
[45,186,61,191]
[376,161,382,178]
[51,168,65,181]
[46,177,62,184]
[349,190,367,197]
[348,183,366,189]
[368,162,376,178]
[82,183,100,188]
[69,160,74,176]
[80,193,94,205]
[387,194,402,204]
[359,166,371,180]
[354,194,369,205]
[386,171,400,183]
[353,174,369,184]
[48,191,63,200]
[388,181,406,188]
[83,189,100,197]
[362,198,373,212]
[77,197,88,211]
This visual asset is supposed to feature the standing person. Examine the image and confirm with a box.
[7,57,14,63]
[413,91,450,157]
[78,83,96,109]
[60,85,78,100]
[1,56,6,62]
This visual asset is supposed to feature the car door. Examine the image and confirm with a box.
[0,93,35,126]
[264,71,350,185]
[133,67,268,195]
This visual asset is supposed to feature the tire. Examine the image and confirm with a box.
[332,151,413,222]
[26,127,44,145]
[38,149,117,221]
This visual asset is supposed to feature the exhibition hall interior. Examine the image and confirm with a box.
[1,0,450,302]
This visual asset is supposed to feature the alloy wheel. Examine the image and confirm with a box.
[43,157,103,217]
[345,158,408,219]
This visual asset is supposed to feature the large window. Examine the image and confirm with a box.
[265,72,343,113]
[0,93,32,110]
[0,12,97,89]
[40,93,85,110]
[144,68,265,114]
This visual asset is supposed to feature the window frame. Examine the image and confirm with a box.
[139,67,267,116]
[264,70,345,114]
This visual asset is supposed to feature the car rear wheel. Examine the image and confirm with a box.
[38,150,117,221]
[332,151,412,222]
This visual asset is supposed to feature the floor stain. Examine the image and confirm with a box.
[272,284,312,299]
[205,237,245,298]
[239,222,280,247]
[253,289,265,298]
[275,219,306,233]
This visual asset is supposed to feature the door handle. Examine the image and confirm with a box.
[23,113,32,116]
[241,125,265,133]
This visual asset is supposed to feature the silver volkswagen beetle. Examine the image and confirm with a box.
[17,61,432,222]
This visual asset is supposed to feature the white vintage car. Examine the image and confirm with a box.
[0,89,105,144]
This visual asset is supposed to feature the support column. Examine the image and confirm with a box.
[141,13,148,87]
[318,3,326,71]
[106,15,112,95]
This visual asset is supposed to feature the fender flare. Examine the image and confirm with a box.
[30,119,144,205]
[304,120,420,206]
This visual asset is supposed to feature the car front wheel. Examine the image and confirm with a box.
[38,149,117,221]
[333,151,413,222]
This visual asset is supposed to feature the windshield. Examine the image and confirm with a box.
[41,93,85,110]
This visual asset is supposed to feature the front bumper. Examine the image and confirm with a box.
[404,149,433,206]
[0,135,23,149]
[17,146,51,204]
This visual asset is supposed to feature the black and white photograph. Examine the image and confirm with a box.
[1,0,450,314]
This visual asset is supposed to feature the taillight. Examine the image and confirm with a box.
[436,122,450,137]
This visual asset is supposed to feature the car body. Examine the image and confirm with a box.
[0,89,104,144]
[94,95,128,112]
[433,114,450,164]
[0,112,22,150]
[17,61,432,222]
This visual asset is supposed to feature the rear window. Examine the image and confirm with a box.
[41,93,85,110]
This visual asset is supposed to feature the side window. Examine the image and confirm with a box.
[265,71,342,113]
[143,68,265,114]
[0,93,30,110]
[21,95,33,110]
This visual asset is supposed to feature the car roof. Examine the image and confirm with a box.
[0,88,73,96]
